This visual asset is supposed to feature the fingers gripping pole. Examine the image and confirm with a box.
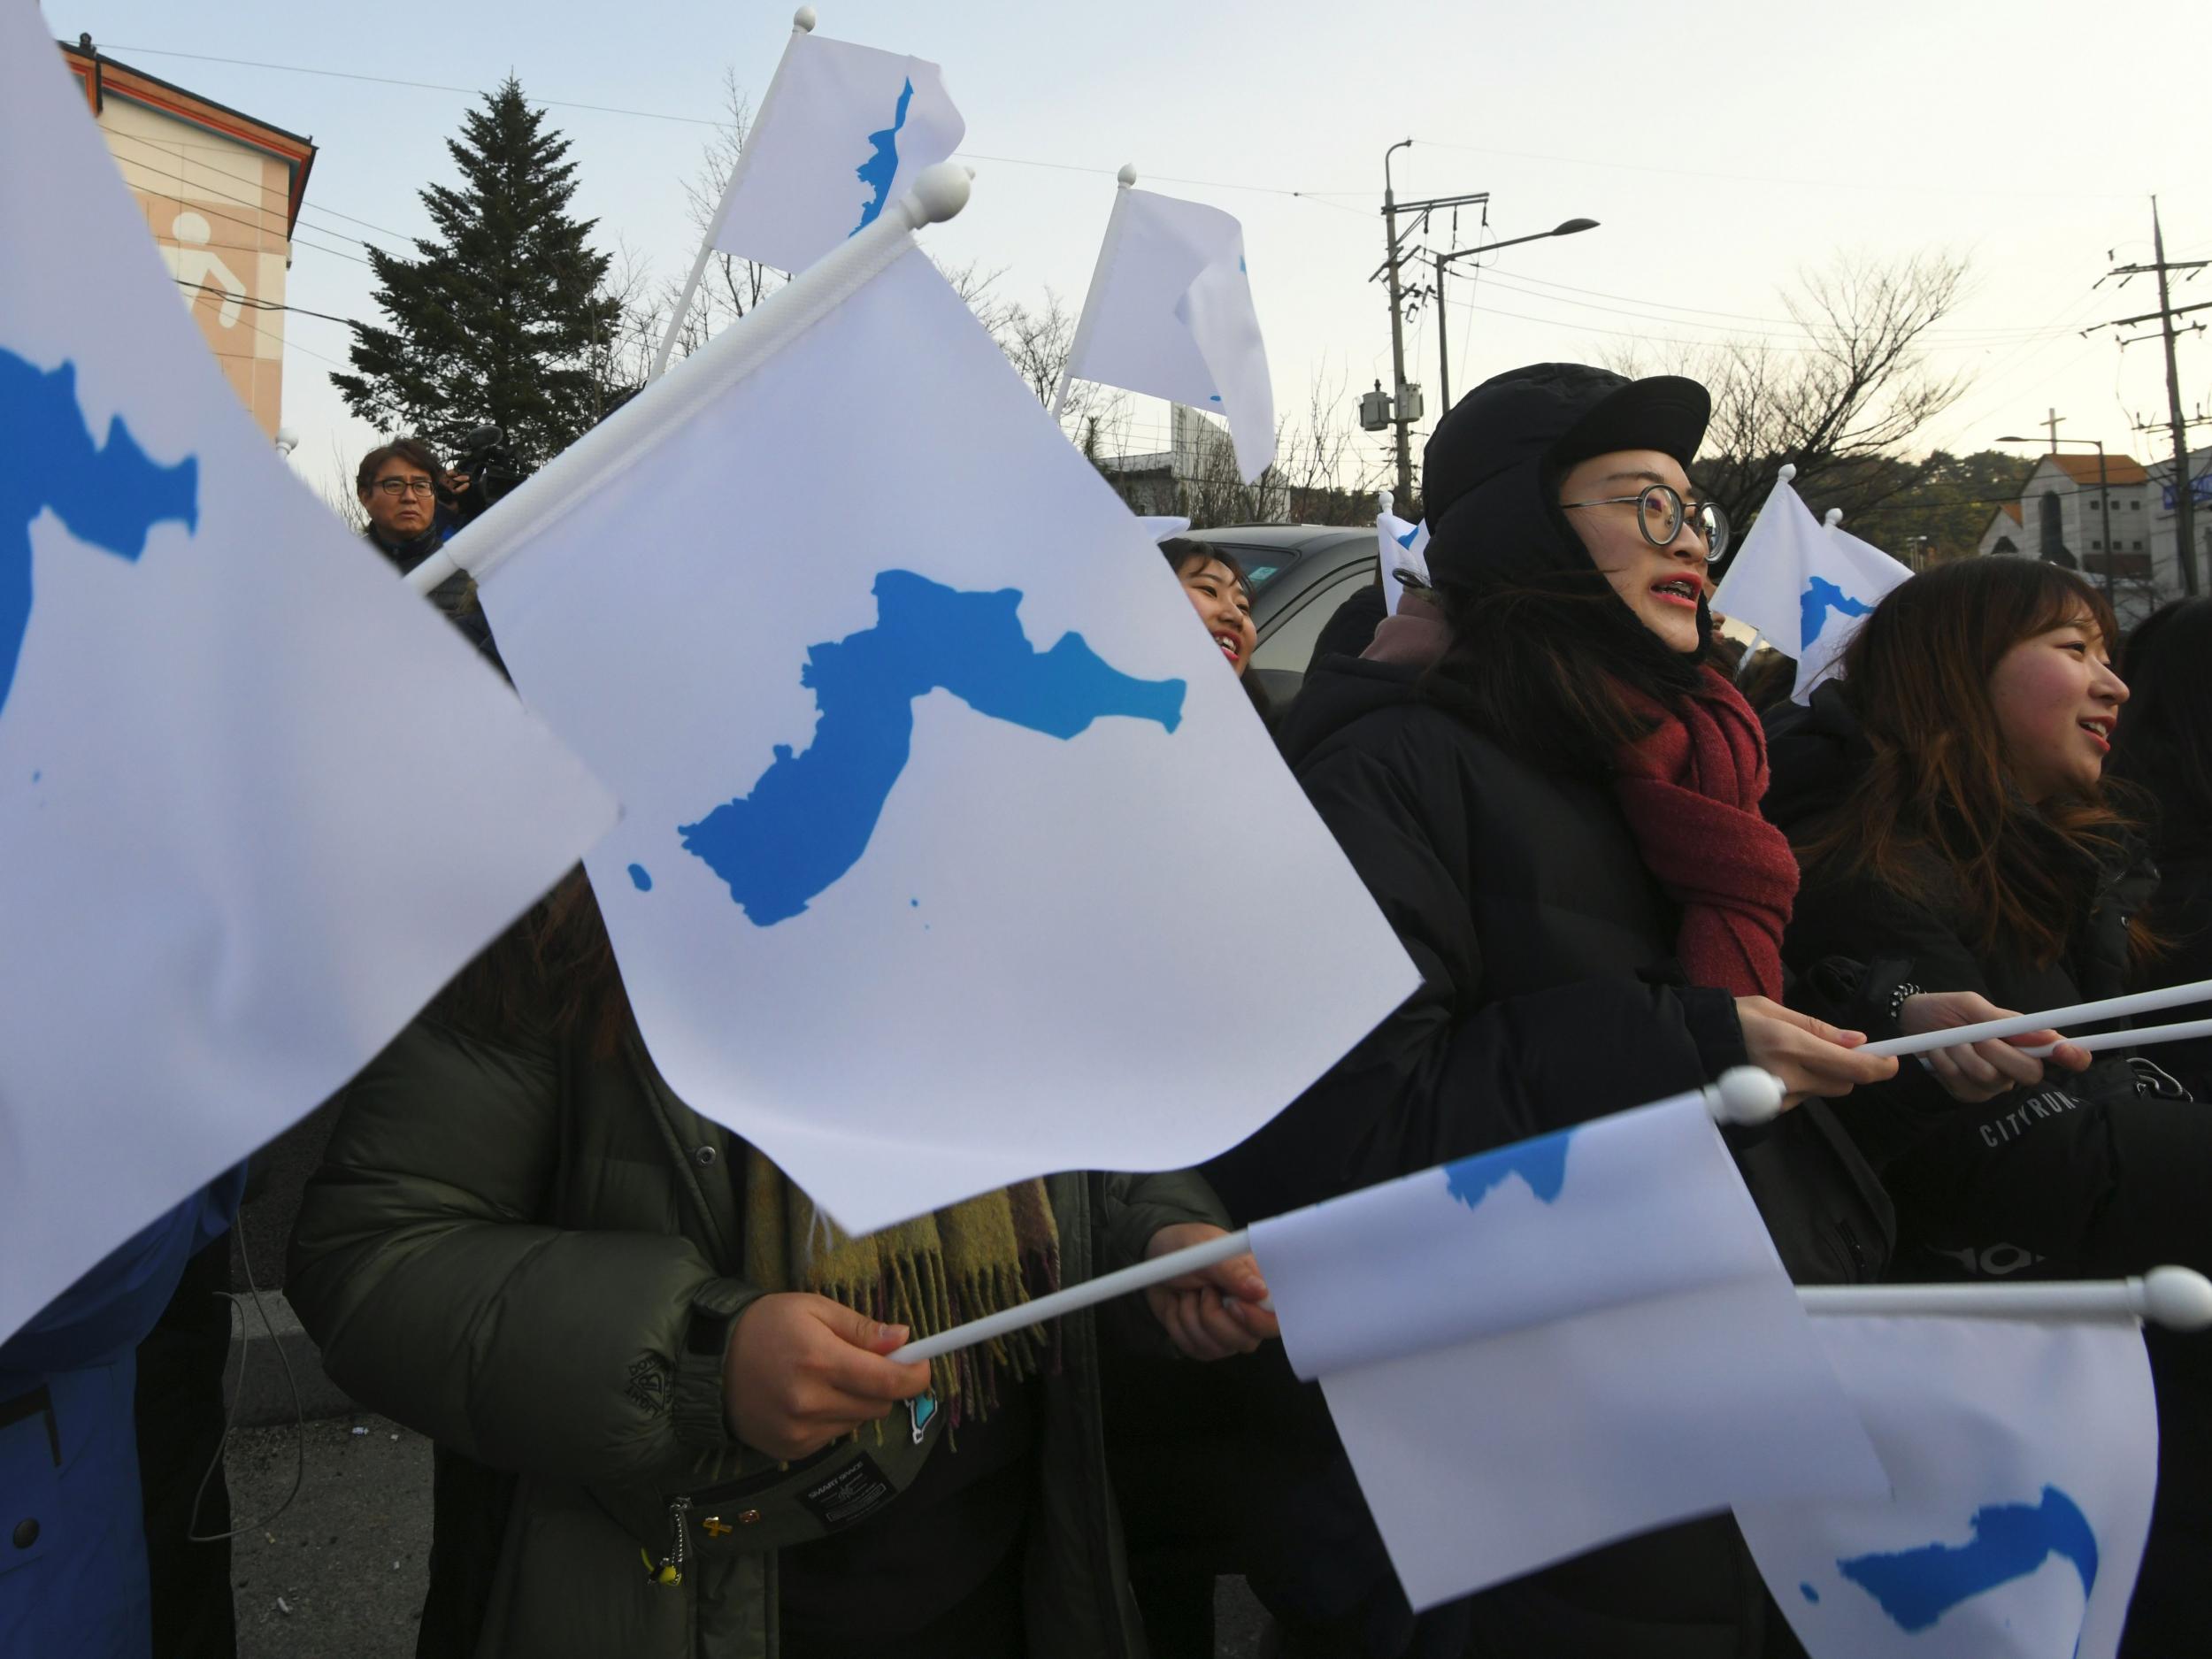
[2017,1014,2212,1059]
[887,1227,1254,1365]
[895,1073,1784,1366]
[1862,978,2212,1060]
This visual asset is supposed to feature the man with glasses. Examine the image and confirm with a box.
[354,437,501,665]
[355,437,451,575]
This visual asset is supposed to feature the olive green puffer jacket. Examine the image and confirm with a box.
[288,1010,1228,1659]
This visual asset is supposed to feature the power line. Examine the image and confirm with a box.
[97,126,382,268]
[1409,134,2143,203]
[100,42,1382,217]
[1462,264,2086,343]
[1451,266,2085,349]
[174,278,358,329]
[104,43,725,127]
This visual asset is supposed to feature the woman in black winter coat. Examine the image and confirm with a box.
[2112,598,2212,1100]
[2106,596,2212,1651]
[1763,557,2209,1655]
[1204,365,1909,1659]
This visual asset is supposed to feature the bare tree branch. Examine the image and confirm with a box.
[1609,250,1972,537]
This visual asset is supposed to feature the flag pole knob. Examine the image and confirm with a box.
[1775,463,1797,484]
[905,162,971,228]
[1378,489,1393,515]
[1117,164,1138,188]
[2141,1266,2212,1332]
[1708,1066,1784,1125]
[1823,508,1843,529]
[792,6,818,31]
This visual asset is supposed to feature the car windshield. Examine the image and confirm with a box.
[1204,543,1297,593]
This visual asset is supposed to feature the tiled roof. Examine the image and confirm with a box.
[2041,453,2149,487]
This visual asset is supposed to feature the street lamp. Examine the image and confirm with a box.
[1433,219,1600,410]
[1996,434,2114,611]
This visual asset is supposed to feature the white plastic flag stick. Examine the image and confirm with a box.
[892,1241,2212,1371]
[1048,165,1136,423]
[1800,1268,2212,1328]
[891,1069,1787,1364]
[2017,1013,2212,1058]
[647,7,818,384]
[1860,977,2212,1060]
[410,162,976,600]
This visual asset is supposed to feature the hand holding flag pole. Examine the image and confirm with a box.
[890,1068,1787,1366]
[1858,976,2212,1061]
[405,160,975,600]
[887,1053,2212,1367]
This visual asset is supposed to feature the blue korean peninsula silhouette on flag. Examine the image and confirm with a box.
[2,347,197,716]
[1829,1486,2098,1634]
[1443,1125,1573,1210]
[679,570,1185,925]
[1799,576,1875,657]
[850,80,913,234]
[1736,1310,2156,1659]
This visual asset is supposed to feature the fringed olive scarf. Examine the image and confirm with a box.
[741,1154,1061,1426]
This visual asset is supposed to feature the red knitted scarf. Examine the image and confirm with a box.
[1612,668,1799,1001]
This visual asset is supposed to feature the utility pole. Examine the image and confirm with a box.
[1381,141,1415,503]
[2094,198,2210,596]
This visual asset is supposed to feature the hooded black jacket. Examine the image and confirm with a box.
[1207,658,1877,1659]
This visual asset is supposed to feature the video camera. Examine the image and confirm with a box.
[442,423,527,529]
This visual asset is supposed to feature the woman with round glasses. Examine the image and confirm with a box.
[1207,364,1914,1657]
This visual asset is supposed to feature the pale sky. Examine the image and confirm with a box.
[58,0,2211,511]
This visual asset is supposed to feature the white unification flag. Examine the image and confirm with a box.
[1736,1316,2157,1659]
[0,17,617,1346]
[1710,473,1911,703]
[1376,508,1430,617]
[710,28,964,276]
[1062,188,1276,482]
[458,232,1417,1233]
[1248,1093,1887,1609]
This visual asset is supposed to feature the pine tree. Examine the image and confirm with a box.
[332,79,621,466]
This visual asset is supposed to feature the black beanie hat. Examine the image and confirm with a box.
[1420,363,1710,590]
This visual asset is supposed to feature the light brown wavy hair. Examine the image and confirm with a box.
[1795,557,2139,971]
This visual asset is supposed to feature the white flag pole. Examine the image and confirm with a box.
[891,1070,1786,1364]
[408,160,972,599]
[2018,1013,2212,1057]
[892,1233,2212,1371]
[1048,165,1136,425]
[1801,1267,2212,1329]
[1860,977,2212,1061]
[645,6,818,386]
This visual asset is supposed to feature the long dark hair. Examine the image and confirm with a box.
[2111,598,2212,861]
[438,867,630,1056]
[1424,557,1709,780]
[1795,557,2136,969]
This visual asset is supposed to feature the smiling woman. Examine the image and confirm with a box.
[1158,536,1256,677]
[1763,558,2212,1655]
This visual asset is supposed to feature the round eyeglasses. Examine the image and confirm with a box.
[1561,482,1731,563]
